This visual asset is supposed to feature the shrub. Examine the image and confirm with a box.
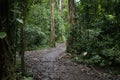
[67,0,120,66]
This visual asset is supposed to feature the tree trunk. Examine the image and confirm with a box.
[0,0,16,80]
[20,24,25,76]
[19,1,28,76]
[58,0,62,41]
[66,0,75,52]
[50,0,55,47]
[59,0,62,16]
[68,0,75,26]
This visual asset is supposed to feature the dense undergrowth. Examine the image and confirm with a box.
[67,0,120,68]
[15,1,68,79]
[17,2,67,50]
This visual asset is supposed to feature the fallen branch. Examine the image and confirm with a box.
[58,53,71,60]
[58,54,67,60]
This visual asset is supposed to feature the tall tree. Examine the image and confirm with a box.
[19,0,32,76]
[67,0,75,51]
[19,1,26,76]
[68,0,75,26]
[0,0,16,80]
[50,0,55,47]
[59,0,62,16]
[58,0,63,41]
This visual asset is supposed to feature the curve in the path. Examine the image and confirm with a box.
[25,43,120,80]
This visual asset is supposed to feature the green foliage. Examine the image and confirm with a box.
[15,72,32,80]
[16,18,24,24]
[24,4,49,50]
[0,32,6,39]
[23,77,32,80]
[22,3,67,50]
[25,26,46,46]
[68,0,120,66]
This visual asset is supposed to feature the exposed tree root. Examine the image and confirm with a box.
[89,65,110,80]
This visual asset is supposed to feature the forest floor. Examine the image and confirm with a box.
[25,43,120,80]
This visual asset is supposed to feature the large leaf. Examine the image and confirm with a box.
[16,18,24,24]
[0,32,7,39]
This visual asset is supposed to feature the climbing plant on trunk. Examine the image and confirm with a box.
[67,0,75,52]
[0,0,16,80]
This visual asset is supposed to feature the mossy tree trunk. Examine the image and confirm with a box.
[66,0,75,52]
[67,0,75,26]
[0,0,16,80]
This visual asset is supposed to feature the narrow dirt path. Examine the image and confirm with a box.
[25,43,120,80]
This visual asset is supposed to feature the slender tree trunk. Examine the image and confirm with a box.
[58,0,63,41]
[19,0,31,76]
[50,0,55,47]
[59,0,62,16]
[19,1,27,76]
[20,24,25,76]
[0,0,16,80]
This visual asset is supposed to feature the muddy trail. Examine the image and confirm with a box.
[25,43,120,80]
